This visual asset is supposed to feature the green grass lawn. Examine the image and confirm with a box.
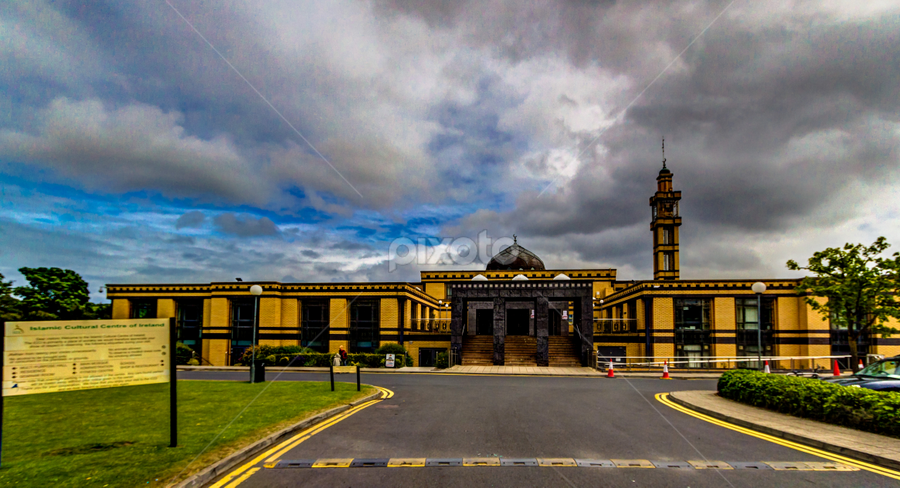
[0,380,374,487]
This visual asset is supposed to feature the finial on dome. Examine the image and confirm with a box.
[513,234,517,244]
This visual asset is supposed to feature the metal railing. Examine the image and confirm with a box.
[591,354,858,372]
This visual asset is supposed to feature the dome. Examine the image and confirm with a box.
[471,274,488,281]
[512,274,529,281]
[553,273,571,280]
[486,236,546,271]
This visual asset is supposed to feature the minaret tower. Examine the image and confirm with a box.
[649,138,682,280]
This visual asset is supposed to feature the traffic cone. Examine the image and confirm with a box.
[661,360,670,379]
[832,359,841,376]
[607,360,615,378]
[858,359,865,370]
[764,360,770,374]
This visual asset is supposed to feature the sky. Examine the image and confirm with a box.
[1,0,899,302]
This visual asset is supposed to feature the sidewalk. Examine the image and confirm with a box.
[669,390,900,471]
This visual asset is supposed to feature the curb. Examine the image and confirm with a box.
[171,389,382,488]
[668,391,900,472]
[177,366,436,373]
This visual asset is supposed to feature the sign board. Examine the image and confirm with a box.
[562,310,568,320]
[530,309,534,319]
[333,366,356,374]
[385,354,395,368]
[3,319,170,397]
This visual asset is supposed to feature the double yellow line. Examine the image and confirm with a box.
[210,386,394,488]
[656,393,900,480]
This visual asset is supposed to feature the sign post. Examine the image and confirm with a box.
[385,354,395,368]
[169,317,177,447]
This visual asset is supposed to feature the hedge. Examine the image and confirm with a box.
[237,345,407,368]
[717,369,900,438]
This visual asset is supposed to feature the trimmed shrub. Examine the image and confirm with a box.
[717,369,900,437]
[175,342,195,365]
[375,344,413,367]
[235,347,406,369]
[436,351,449,369]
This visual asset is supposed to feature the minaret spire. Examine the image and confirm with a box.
[662,136,666,169]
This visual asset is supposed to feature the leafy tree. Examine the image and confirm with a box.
[13,267,109,320]
[787,237,900,372]
[0,273,22,321]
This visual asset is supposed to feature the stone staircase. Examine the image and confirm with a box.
[504,336,537,365]
[461,336,494,365]
[548,336,583,367]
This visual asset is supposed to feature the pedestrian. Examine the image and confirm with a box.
[339,345,348,366]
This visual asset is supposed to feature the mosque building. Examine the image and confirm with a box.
[106,152,900,369]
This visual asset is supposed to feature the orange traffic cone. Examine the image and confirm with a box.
[764,360,770,374]
[832,359,841,376]
[858,359,865,370]
[661,360,670,379]
[607,360,615,378]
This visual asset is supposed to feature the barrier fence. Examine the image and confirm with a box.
[590,353,884,372]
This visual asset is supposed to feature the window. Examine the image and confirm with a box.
[301,300,329,353]
[131,299,156,319]
[231,300,255,343]
[350,300,379,353]
[177,300,203,356]
[674,299,710,330]
[735,298,774,330]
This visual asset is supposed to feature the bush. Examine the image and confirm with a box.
[717,369,900,437]
[235,346,406,369]
[375,344,413,367]
[436,351,449,369]
[175,342,195,365]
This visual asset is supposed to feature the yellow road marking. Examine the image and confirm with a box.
[264,400,380,462]
[379,386,395,398]
[210,391,385,488]
[656,393,900,480]
[220,467,259,488]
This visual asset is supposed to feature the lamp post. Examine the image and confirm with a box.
[751,282,766,369]
[249,284,263,383]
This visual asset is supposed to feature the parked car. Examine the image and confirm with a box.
[824,356,900,392]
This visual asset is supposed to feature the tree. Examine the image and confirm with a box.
[13,267,105,320]
[0,273,22,321]
[787,237,900,373]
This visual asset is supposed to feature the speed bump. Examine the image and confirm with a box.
[804,462,858,472]
[387,458,426,467]
[688,460,733,470]
[312,458,353,468]
[652,461,693,469]
[500,458,538,467]
[612,459,655,468]
[463,457,501,466]
[271,459,314,469]
[425,458,463,467]
[350,458,389,468]
[575,459,615,468]
[730,462,772,470]
[537,458,577,467]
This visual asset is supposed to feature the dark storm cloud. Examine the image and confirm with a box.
[213,213,279,237]
[175,211,206,229]
[300,250,321,259]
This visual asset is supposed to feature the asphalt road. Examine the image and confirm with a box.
[181,371,897,487]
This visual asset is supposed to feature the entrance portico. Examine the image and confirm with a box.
[449,281,594,366]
